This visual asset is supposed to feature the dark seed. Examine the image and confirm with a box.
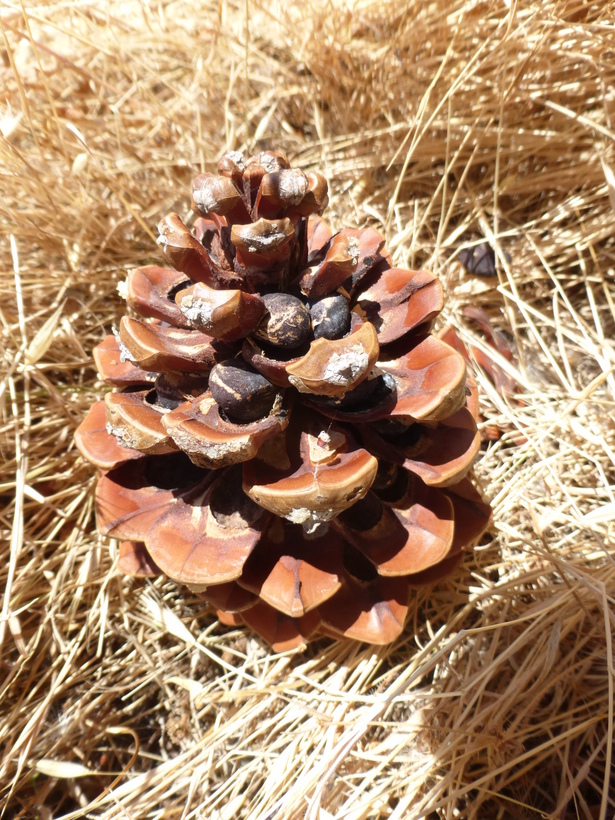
[371,418,409,437]
[329,375,381,409]
[144,387,183,411]
[338,493,383,532]
[209,360,277,423]
[309,293,350,340]
[252,293,312,349]
[150,373,208,409]
[341,543,378,582]
[308,373,395,415]
[373,468,409,504]
[372,461,398,491]
[372,420,423,448]
[209,465,263,528]
[143,453,204,490]
[166,278,192,303]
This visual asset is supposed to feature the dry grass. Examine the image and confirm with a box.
[1,0,614,817]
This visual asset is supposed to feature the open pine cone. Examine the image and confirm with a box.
[75,150,491,651]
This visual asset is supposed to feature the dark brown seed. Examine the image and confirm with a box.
[372,418,411,437]
[145,386,183,411]
[341,542,379,582]
[373,468,409,504]
[308,373,395,419]
[372,420,423,448]
[371,461,398,491]
[153,373,208,408]
[209,360,277,423]
[142,452,204,490]
[309,294,350,340]
[328,375,381,409]
[338,493,383,532]
[253,293,312,349]
[209,465,263,529]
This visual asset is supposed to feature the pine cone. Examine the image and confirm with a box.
[76,150,491,651]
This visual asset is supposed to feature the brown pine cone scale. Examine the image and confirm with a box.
[75,150,491,651]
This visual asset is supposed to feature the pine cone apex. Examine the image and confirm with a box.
[76,149,491,650]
